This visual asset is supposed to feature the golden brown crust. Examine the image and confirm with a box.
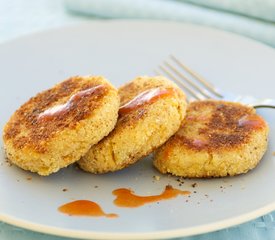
[174,100,266,151]
[116,76,186,131]
[78,76,187,174]
[154,100,269,178]
[3,76,120,175]
[118,76,185,105]
[4,76,110,153]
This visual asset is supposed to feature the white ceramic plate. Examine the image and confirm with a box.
[0,21,275,240]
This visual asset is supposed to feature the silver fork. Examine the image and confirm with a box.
[155,55,275,109]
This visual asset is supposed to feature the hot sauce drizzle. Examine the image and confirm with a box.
[58,200,117,218]
[113,185,190,208]
[238,115,266,129]
[38,85,105,122]
[119,87,176,115]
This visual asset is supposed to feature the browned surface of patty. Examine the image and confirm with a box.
[3,76,120,175]
[78,76,187,174]
[154,100,269,178]
[4,76,108,153]
[175,100,265,151]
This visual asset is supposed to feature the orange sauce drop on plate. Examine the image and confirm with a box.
[113,185,190,208]
[38,85,105,122]
[58,200,117,218]
[119,87,176,115]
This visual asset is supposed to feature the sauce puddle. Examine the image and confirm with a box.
[58,186,190,217]
[58,200,117,218]
[113,185,190,208]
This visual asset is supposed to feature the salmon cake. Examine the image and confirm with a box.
[3,76,119,176]
[78,76,187,173]
[154,100,269,178]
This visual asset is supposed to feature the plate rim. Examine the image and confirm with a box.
[1,201,275,239]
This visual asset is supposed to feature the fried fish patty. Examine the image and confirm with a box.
[154,100,269,178]
[3,76,119,176]
[78,76,187,173]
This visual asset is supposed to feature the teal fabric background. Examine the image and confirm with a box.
[183,0,275,22]
[65,0,275,47]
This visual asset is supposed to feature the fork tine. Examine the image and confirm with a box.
[170,55,224,98]
[163,61,212,99]
[154,69,191,103]
[156,66,204,100]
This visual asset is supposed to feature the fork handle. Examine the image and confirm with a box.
[254,105,275,109]
[253,99,275,109]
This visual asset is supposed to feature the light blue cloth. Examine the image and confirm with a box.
[183,0,275,22]
[65,0,275,47]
